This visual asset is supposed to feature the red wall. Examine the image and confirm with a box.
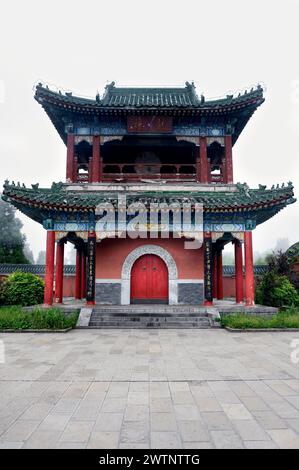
[0,270,245,297]
[95,237,204,279]
[223,275,246,298]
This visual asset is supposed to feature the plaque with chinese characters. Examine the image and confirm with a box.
[127,116,173,133]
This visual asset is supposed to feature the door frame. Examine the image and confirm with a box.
[130,254,169,304]
[121,245,178,305]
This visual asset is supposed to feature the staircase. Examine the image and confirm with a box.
[85,305,219,329]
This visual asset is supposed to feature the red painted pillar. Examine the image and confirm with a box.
[196,141,201,182]
[75,249,82,300]
[200,136,209,183]
[212,250,218,299]
[54,241,64,303]
[44,231,55,305]
[225,135,233,184]
[66,134,75,182]
[234,240,244,304]
[244,231,255,306]
[217,249,224,300]
[81,252,87,299]
[91,135,101,183]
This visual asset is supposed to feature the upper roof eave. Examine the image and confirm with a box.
[34,82,264,113]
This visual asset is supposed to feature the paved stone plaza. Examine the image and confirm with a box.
[1,329,299,449]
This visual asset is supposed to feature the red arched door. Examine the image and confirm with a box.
[131,254,168,304]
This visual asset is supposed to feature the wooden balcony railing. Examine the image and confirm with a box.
[102,163,197,181]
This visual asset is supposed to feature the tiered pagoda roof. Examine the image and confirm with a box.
[2,180,295,227]
[34,81,265,144]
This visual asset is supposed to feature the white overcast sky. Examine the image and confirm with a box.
[0,0,299,259]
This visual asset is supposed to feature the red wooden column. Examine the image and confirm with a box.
[224,135,233,184]
[54,241,64,303]
[81,251,87,299]
[44,231,55,305]
[244,231,255,306]
[216,248,224,300]
[200,136,209,183]
[75,248,82,300]
[212,250,218,299]
[91,135,101,183]
[234,239,244,304]
[196,140,201,182]
[66,134,75,182]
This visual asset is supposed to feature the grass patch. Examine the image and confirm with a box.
[221,310,299,329]
[0,306,79,330]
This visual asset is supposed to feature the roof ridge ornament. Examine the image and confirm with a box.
[51,181,64,192]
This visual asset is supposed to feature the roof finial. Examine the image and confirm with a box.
[185,81,196,91]
[105,81,115,91]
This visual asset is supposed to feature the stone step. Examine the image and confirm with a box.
[88,325,212,329]
[89,312,213,328]
[92,312,209,320]
[89,322,212,329]
[91,306,210,314]
[89,318,211,324]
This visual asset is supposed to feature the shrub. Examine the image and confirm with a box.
[0,278,6,305]
[266,250,291,277]
[0,306,78,330]
[3,272,44,306]
[255,271,299,308]
[221,311,299,329]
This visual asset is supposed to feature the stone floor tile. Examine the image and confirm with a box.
[286,419,299,433]
[222,404,253,420]
[177,420,209,442]
[201,412,233,431]
[183,441,214,449]
[39,413,72,431]
[151,431,182,449]
[150,413,177,432]
[127,392,149,406]
[173,404,200,420]
[252,411,288,430]
[267,429,299,449]
[0,440,24,449]
[232,419,271,441]
[119,442,148,449]
[210,430,244,449]
[101,398,127,413]
[2,419,40,441]
[240,396,270,411]
[94,412,123,431]
[194,397,222,412]
[87,431,119,449]
[171,391,195,405]
[124,405,149,422]
[60,420,94,442]
[150,397,173,413]
[120,421,149,444]
[244,440,278,449]
[23,429,62,449]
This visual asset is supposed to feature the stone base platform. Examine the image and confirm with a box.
[75,301,278,329]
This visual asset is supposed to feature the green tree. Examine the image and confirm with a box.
[0,198,30,264]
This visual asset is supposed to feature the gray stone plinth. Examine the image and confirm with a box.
[95,283,121,305]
